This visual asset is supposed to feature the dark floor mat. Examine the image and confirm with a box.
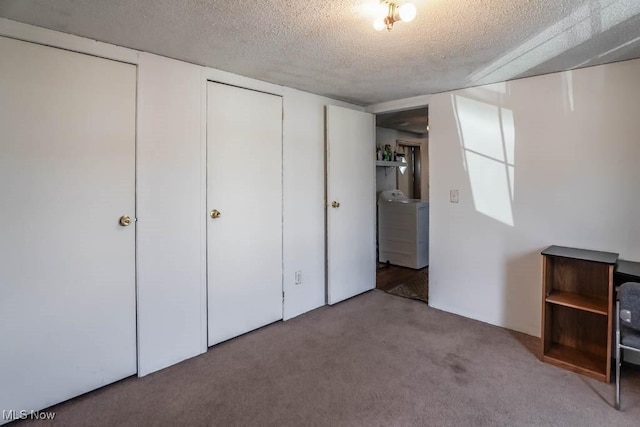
[386,270,428,303]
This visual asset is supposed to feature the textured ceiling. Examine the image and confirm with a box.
[377,107,428,134]
[1,0,640,105]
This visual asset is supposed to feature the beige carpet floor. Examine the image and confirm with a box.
[19,291,640,426]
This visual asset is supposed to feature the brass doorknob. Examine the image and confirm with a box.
[331,201,340,208]
[210,209,221,219]
[119,215,132,227]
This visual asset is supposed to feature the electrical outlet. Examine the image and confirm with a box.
[450,190,459,203]
[295,271,302,285]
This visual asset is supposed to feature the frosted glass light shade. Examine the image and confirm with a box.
[373,18,386,31]
[376,2,390,18]
[398,3,417,22]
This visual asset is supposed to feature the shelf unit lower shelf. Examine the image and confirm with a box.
[542,343,607,381]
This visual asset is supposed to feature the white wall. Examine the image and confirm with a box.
[282,88,364,320]
[429,59,640,336]
[136,53,206,376]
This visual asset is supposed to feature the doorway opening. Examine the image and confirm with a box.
[374,106,429,303]
[396,141,422,199]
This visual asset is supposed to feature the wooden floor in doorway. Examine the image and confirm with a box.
[376,263,427,292]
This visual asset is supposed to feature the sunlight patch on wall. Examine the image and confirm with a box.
[562,71,575,112]
[465,152,514,226]
[453,95,516,226]
[501,108,515,199]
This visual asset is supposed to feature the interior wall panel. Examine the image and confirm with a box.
[136,52,206,376]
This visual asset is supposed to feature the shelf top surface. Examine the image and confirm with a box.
[616,259,640,279]
[376,160,405,167]
[541,245,618,264]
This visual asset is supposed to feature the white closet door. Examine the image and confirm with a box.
[0,37,137,417]
[326,106,376,304]
[207,82,283,346]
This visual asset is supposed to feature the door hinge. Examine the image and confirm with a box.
[282,291,285,302]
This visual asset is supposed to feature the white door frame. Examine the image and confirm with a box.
[368,100,430,276]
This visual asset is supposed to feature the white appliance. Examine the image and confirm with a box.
[377,190,429,269]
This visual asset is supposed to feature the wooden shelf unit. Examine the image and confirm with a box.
[540,245,618,382]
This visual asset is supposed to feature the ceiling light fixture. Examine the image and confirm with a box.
[373,1,417,31]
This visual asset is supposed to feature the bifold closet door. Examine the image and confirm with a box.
[0,37,137,417]
[326,106,376,304]
[207,82,283,346]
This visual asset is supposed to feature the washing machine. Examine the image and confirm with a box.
[377,190,429,269]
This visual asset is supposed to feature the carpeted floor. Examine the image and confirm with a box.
[19,291,640,426]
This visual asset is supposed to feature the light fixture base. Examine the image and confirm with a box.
[373,1,416,32]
